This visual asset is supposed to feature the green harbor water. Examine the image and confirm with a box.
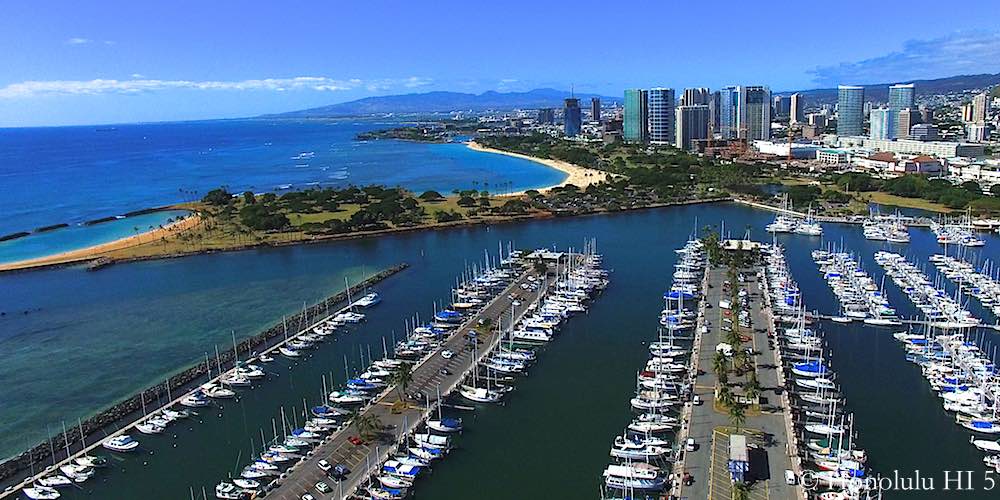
[3,203,999,498]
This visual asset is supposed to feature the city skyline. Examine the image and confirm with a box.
[2,1,1000,126]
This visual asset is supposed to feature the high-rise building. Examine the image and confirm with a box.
[910,123,939,142]
[961,103,975,122]
[718,86,739,139]
[681,87,709,106]
[837,85,865,136]
[564,98,581,137]
[772,95,790,118]
[537,108,555,124]
[675,104,710,150]
[738,85,771,140]
[870,107,895,140]
[967,123,988,142]
[808,113,828,129]
[623,89,648,143]
[896,108,917,139]
[591,97,601,123]
[789,93,804,124]
[647,88,676,145]
[888,83,915,114]
[973,92,991,123]
[708,91,721,135]
[919,106,934,124]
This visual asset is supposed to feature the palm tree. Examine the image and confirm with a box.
[733,481,751,500]
[390,364,414,404]
[354,413,382,441]
[717,384,733,408]
[726,329,743,349]
[744,372,762,402]
[712,351,729,377]
[729,403,747,432]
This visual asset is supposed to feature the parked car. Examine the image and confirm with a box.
[685,438,696,452]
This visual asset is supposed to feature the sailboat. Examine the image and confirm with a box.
[426,387,463,433]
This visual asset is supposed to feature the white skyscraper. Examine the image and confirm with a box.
[870,107,896,140]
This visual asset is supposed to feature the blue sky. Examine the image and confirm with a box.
[2,0,1000,127]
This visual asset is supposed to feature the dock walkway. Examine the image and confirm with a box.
[266,266,550,499]
[676,264,799,500]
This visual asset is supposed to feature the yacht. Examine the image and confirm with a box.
[603,463,666,491]
[22,486,61,499]
[354,292,382,307]
[215,482,249,499]
[102,434,140,452]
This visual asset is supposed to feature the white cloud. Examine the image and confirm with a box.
[0,76,434,99]
[809,31,1000,86]
[66,37,92,45]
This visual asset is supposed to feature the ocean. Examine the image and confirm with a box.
[0,119,566,262]
[2,202,999,498]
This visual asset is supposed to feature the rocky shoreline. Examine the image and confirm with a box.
[0,263,408,487]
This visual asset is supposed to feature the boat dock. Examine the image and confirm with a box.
[673,262,802,500]
[734,198,936,228]
[810,313,1000,332]
[264,262,560,499]
[0,265,409,499]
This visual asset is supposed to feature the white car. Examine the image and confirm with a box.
[441,350,454,359]
[318,459,332,472]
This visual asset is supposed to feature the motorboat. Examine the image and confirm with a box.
[215,482,249,499]
[354,292,382,307]
[102,434,140,452]
[21,486,61,499]
[36,475,72,488]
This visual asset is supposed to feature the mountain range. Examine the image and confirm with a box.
[268,88,618,118]
[775,72,1000,103]
[270,73,1000,118]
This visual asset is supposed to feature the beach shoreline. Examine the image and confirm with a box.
[466,141,611,195]
[0,214,202,272]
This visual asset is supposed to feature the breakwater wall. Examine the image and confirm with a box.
[0,263,408,487]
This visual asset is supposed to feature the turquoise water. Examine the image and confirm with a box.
[0,210,190,263]
[3,204,1000,498]
[0,119,566,261]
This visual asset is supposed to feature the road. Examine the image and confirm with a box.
[678,264,797,500]
[266,266,550,500]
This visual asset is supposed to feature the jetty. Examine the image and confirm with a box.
[265,257,571,499]
[0,264,409,498]
[672,254,801,500]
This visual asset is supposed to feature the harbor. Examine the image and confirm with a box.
[5,203,1000,499]
[263,246,608,499]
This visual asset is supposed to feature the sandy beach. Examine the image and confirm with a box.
[0,214,201,272]
[466,141,611,195]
